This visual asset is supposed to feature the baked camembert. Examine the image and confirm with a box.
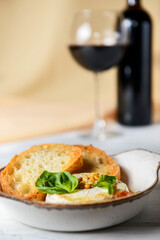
[35,171,131,204]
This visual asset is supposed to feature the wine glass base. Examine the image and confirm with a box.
[77,120,123,140]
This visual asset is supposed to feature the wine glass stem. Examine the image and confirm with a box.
[93,73,106,137]
[94,72,100,121]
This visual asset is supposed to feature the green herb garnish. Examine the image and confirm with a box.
[94,174,116,195]
[36,171,117,195]
[35,171,79,194]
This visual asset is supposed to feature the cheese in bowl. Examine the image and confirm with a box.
[35,171,131,205]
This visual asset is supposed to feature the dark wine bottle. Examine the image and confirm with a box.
[117,0,152,126]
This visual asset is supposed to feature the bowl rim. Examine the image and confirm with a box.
[0,149,159,210]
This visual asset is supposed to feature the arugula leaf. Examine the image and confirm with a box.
[35,171,79,194]
[94,174,116,195]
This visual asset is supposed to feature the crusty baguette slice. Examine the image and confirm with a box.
[75,145,120,180]
[0,144,83,201]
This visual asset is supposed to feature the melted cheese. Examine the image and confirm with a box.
[45,180,129,205]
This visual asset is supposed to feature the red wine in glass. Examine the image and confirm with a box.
[69,45,126,72]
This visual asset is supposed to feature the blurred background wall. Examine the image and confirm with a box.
[0,0,159,107]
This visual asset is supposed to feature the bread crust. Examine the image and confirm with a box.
[75,145,121,180]
[0,144,83,201]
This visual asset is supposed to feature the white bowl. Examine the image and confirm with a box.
[0,149,159,232]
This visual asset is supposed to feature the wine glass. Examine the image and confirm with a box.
[68,9,129,140]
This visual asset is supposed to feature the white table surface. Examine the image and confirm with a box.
[0,123,160,240]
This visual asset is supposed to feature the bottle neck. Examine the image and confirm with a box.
[127,0,140,7]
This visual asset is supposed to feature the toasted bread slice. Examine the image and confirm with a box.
[1,144,83,201]
[75,145,120,180]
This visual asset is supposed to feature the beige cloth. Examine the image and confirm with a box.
[0,97,116,143]
[0,97,159,143]
[0,0,160,103]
